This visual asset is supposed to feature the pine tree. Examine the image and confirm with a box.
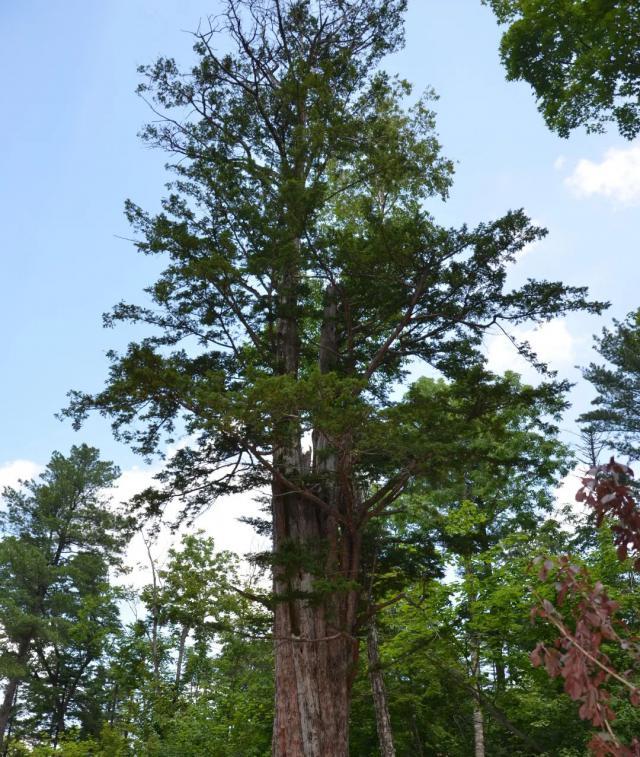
[582,309,640,460]
[0,445,128,749]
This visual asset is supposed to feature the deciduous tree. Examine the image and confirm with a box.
[485,0,640,138]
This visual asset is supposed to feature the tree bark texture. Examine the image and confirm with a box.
[367,620,396,757]
[1,687,16,757]
[0,680,19,752]
[272,478,358,756]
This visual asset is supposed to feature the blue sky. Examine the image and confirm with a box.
[1,1,638,541]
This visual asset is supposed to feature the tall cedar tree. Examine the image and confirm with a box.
[64,1,605,753]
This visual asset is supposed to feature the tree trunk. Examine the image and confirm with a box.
[271,282,360,756]
[108,684,119,727]
[0,680,20,753]
[494,649,506,692]
[174,624,189,694]
[471,645,485,757]
[410,707,426,757]
[142,533,161,688]
[367,621,396,757]
[271,478,359,756]
[272,573,357,755]
[52,714,64,749]
[464,540,486,757]
[0,681,19,757]
[51,695,67,750]
[0,638,29,749]
[473,699,486,757]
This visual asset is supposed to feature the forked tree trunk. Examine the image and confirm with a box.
[367,620,396,757]
[271,282,360,756]
[0,638,29,749]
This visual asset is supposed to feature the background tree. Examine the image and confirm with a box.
[64,1,605,753]
[95,620,166,753]
[360,494,444,757]
[24,565,122,748]
[484,0,640,139]
[0,444,128,751]
[69,536,272,757]
[151,532,239,695]
[160,615,273,757]
[581,309,640,462]
[350,370,580,755]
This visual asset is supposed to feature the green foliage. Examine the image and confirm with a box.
[485,0,640,138]
[60,532,274,756]
[352,523,601,756]
[4,433,636,755]
[150,532,240,638]
[48,1,615,752]
[582,309,640,460]
[0,444,127,565]
[350,370,590,754]
[27,724,128,756]
[161,635,273,757]
[0,445,128,747]
[62,0,605,528]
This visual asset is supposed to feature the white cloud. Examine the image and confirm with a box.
[554,465,583,509]
[0,450,267,594]
[0,459,43,491]
[553,155,567,171]
[485,319,576,378]
[111,464,157,509]
[110,458,269,590]
[552,465,592,532]
[515,218,545,261]
[565,143,640,206]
